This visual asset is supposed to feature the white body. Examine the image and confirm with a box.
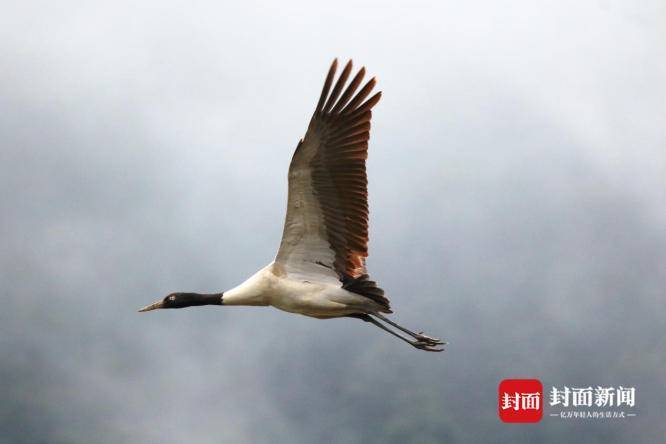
[223,262,386,318]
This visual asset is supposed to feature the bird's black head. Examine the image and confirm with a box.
[163,292,200,309]
[138,292,223,312]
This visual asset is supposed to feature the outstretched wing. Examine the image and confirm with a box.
[275,59,381,285]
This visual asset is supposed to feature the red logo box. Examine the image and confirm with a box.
[498,379,543,423]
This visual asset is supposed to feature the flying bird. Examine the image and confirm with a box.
[140,59,445,352]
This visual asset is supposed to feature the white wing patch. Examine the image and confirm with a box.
[276,162,340,285]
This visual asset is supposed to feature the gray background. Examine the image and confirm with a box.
[1,1,665,443]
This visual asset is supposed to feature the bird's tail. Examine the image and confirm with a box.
[342,274,392,313]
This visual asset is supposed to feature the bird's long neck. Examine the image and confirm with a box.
[184,292,224,307]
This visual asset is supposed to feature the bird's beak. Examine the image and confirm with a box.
[138,300,164,312]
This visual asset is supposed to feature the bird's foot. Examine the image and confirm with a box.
[411,339,445,352]
[414,332,447,346]
[409,330,446,352]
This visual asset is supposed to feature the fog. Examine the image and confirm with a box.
[1,1,665,442]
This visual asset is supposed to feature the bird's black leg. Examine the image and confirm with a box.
[348,314,444,352]
[371,313,446,347]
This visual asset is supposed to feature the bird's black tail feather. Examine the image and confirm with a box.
[342,274,391,312]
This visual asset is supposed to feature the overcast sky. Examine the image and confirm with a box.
[1,1,665,443]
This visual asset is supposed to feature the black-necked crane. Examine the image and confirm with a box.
[139,59,445,352]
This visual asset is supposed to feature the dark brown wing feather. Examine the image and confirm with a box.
[309,59,381,277]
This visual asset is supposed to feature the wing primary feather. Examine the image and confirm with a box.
[323,60,353,114]
[315,59,338,113]
[341,78,376,114]
[339,110,372,128]
[330,121,371,138]
[330,67,365,114]
[345,92,382,122]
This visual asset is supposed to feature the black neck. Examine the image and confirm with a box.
[184,292,224,307]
